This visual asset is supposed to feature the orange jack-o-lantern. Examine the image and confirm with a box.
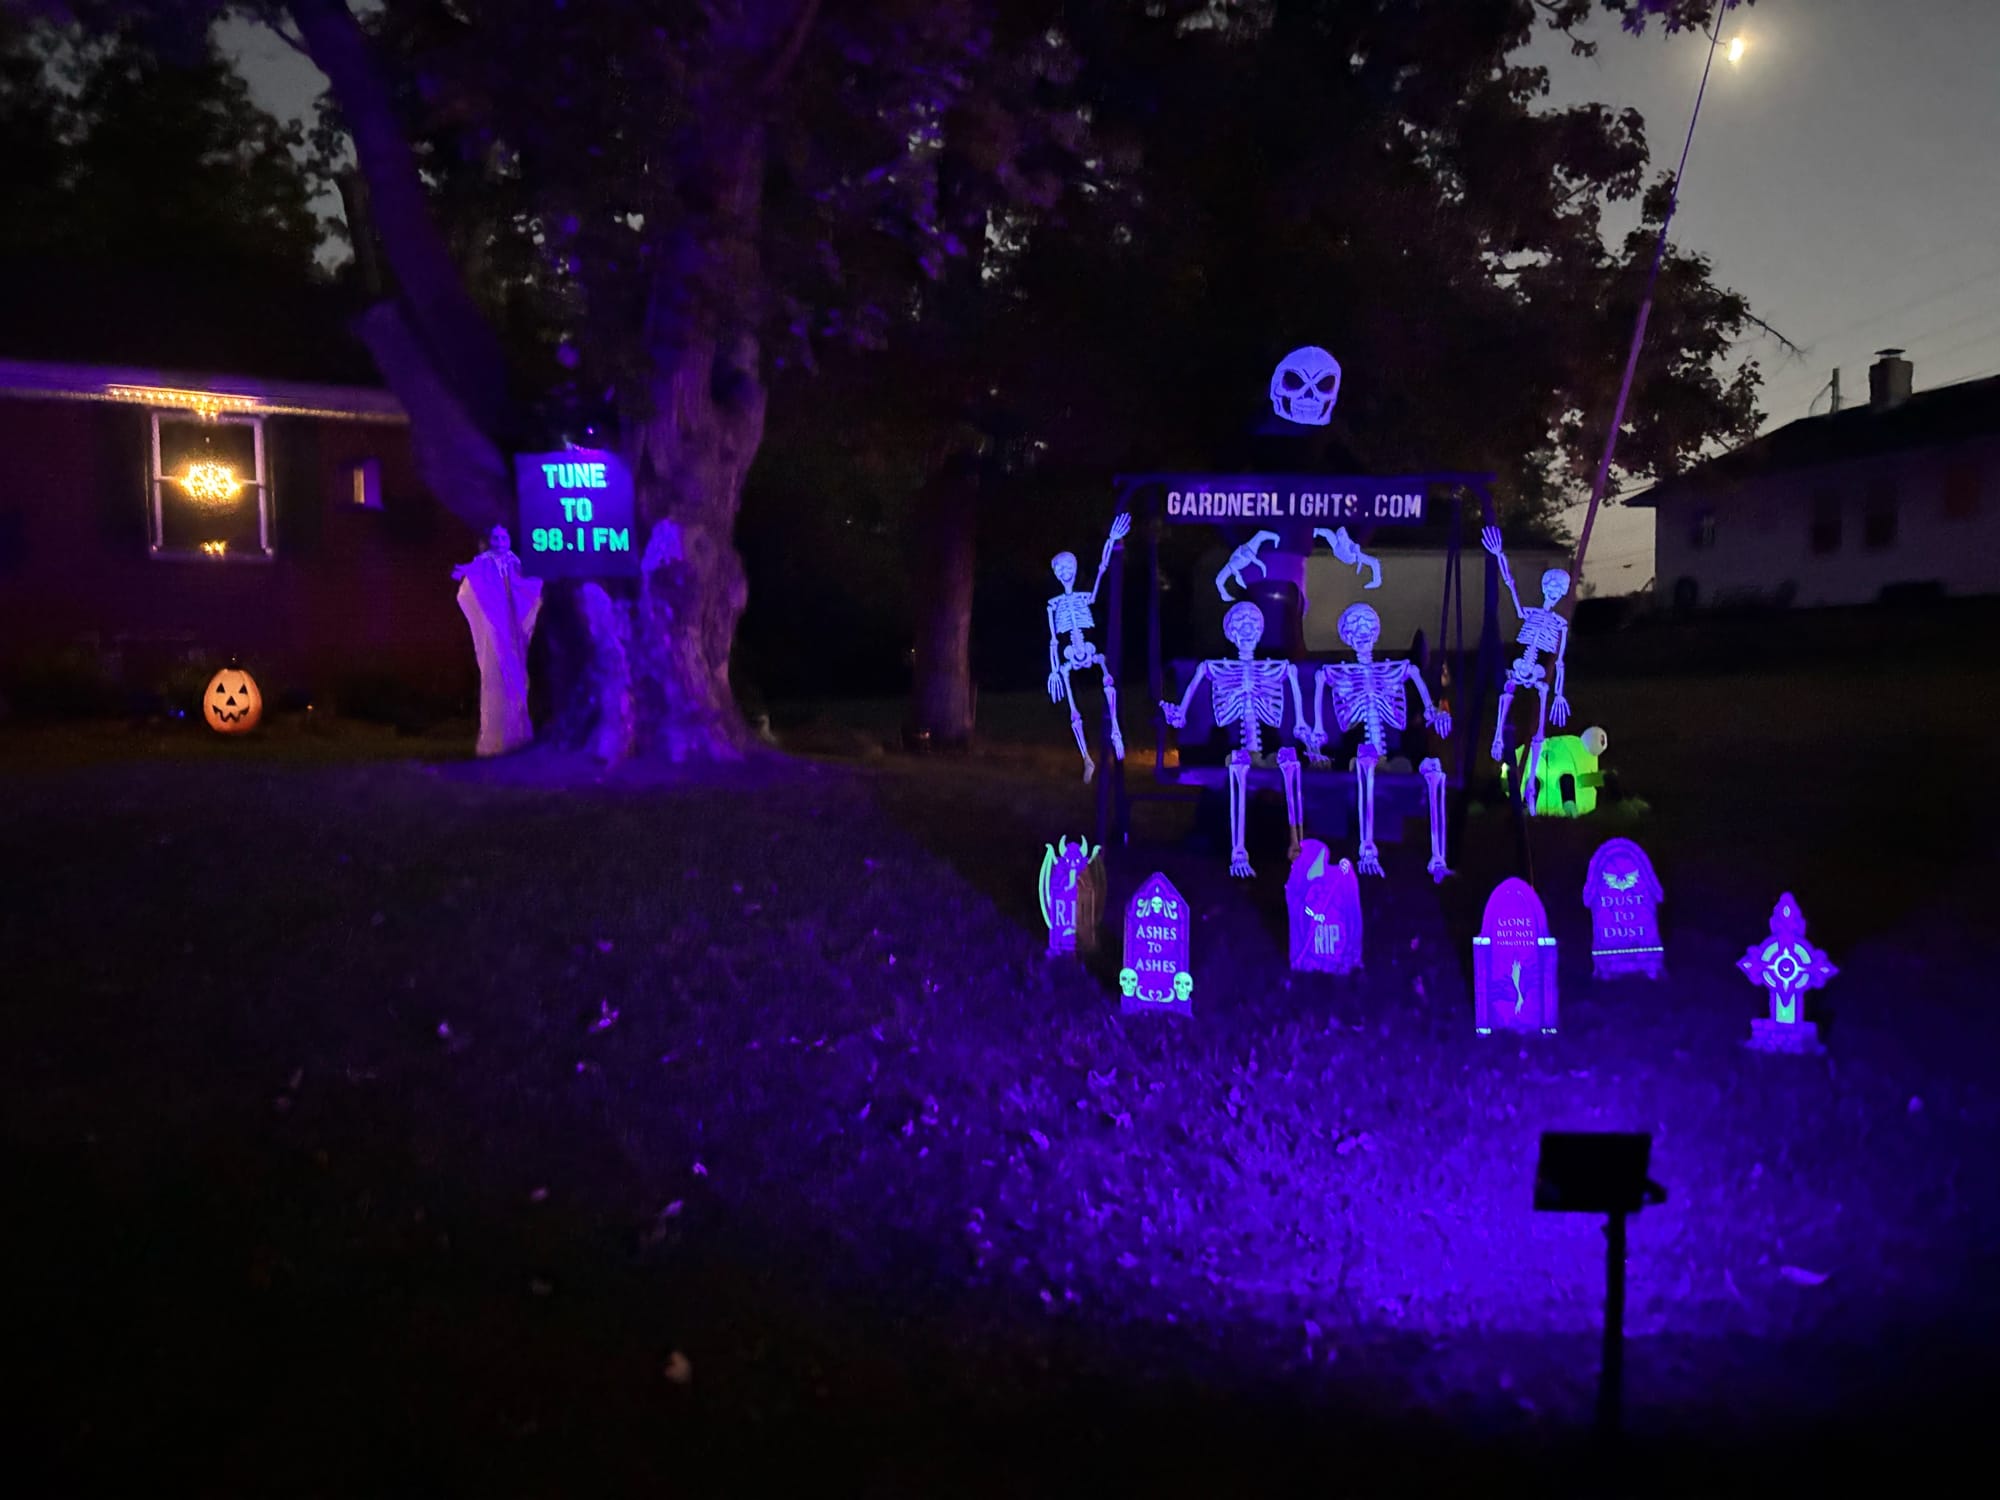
[203,665,263,733]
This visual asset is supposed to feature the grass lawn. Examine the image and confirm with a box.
[6,661,1999,1494]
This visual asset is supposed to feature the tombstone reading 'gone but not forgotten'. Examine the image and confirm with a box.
[1121,872,1192,1016]
[1474,877,1558,1035]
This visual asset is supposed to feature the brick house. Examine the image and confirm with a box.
[1635,351,2000,613]
[0,355,478,711]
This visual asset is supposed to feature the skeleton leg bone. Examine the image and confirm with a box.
[1278,747,1303,864]
[1058,666,1094,782]
[1524,681,1552,813]
[1420,756,1450,882]
[1097,658,1124,760]
[1491,680,1518,763]
[1354,742,1383,876]
[1226,749,1253,878]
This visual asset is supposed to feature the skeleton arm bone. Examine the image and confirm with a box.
[1550,624,1571,727]
[1301,668,1332,765]
[1404,662,1452,736]
[1160,661,1208,729]
[1045,603,1062,700]
[1088,513,1133,604]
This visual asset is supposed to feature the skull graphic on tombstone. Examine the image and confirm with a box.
[1118,968,1139,998]
[1172,971,1194,1004]
[1269,346,1342,426]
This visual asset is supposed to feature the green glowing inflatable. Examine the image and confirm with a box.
[1503,726,1608,817]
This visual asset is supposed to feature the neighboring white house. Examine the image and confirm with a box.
[1635,351,2000,612]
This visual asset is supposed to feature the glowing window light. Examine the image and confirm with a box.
[199,540,229,556]
[180,462,242,504]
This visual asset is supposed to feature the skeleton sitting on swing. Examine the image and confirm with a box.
[1481,525,1572,811]
[1046,512,1132,782]
[1161,602,1307,878]
[1301,603,1452,881]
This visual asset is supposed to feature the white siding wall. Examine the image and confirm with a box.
[1653,436,2000,608]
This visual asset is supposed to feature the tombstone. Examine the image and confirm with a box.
[1583,838,1666,980]
[1474,877,1558,1035]
[1120,872,1193,1016]
[1285,839,1362,974]
[1738,892,1835,1055]
[1039,837,1105,958]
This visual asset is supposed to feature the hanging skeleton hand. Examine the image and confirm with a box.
[1480,525,1504,559]
[1298,726,1330,770]
[1314,527,1382,590]
[1425,703,1453,737]
[1160,700,1188,729]
[1551,694,1571,728]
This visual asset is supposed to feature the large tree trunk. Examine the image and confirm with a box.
[906,454,980,748]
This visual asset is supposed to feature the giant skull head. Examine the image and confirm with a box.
[1270,346,1342,426]
[1336,603,1383,656]
[1223,601,1266,656]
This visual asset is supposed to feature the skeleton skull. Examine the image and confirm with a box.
[1269,346,1342,426]
[1540,568,1572,607]
[1172,971,1194,1004]
[1051,551,1079,588]
[488,524,512,553]
[1336,603,1382,655]
[1118,968,1139,998]
[1223,601,1266,655]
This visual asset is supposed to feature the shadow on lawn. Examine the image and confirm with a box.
[17,1128,1997,1497]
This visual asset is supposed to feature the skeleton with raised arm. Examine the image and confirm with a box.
[1046,512,1132,782]
[1300,603,1452,880]
[1161,602,1307,877]
[1214,529,1281,600]
[1313,527,1382,591]
[1480,525,1571,812]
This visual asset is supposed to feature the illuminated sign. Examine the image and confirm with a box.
[180,462,242,504]
[1149,476,1428,524]
[513,448,639,578]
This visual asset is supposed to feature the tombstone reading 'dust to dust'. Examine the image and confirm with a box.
[1583,838,1666,980]
[1120,872,1193,1016]
[1738,892,1836,1055]
[1039,837,1105,958]
[1474,877,1558,1035]
[1285,839,1363,975]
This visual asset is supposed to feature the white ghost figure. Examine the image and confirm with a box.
[1270,346,1342,426]
[454,524,545,756]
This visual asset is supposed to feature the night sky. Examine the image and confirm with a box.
[221,0,2000,593]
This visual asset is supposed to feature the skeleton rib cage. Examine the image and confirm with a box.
[1208,659,1294,754]
[1327,660,1411,751]
[1051,591,1095,636]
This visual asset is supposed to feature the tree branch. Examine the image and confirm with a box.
[285,0,512,441]
[755,0,821,102]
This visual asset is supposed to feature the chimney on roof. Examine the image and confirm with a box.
[1869,349,1913,412]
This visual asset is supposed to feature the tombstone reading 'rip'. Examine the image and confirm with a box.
[1738,892,1835,1055]
[1039,837,1105,958]
[1474,877,1558,1035]
[1120,873,1193,1016]
[1285,839,1363,974]
[1583,838,1666,981]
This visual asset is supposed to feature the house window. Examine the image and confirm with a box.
[1809,492,1841,555]
[347,458,383,510]
[1689,508,1717,550]
[1863,480,1899,551]
[1943,461,1980,520]
[149,411,271,560]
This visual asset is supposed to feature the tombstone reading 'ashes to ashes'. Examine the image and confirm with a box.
[1583,838,1666,980]
[1039,837,1105,958]
[1120,872,1193,1016]
[1285,839,1363,974]
[1474,877,1558,1034]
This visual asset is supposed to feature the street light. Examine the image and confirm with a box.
[1571,3,1745,590]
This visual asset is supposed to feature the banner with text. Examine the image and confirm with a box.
[514,449,640,579]
[1146,476,1430,526]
